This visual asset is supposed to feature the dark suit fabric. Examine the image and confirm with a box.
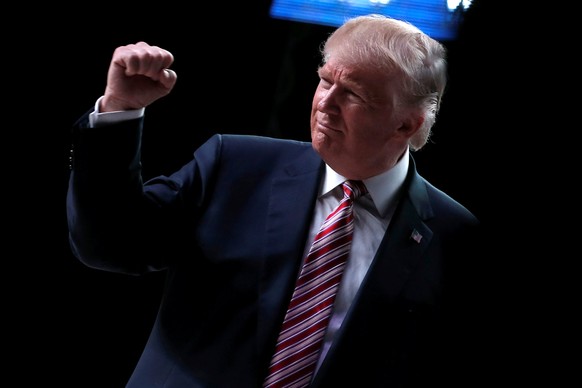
[67,110,484,388]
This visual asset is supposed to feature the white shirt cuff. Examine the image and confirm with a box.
[88,96,145,128]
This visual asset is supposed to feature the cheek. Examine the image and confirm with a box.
[310,93,323,128]
[310,107,318,131]
[311,90,323,110]
[349,121,394,151]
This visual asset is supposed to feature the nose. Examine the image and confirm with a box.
[317,86,339,114]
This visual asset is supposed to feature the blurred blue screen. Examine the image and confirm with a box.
[270,0,472,41]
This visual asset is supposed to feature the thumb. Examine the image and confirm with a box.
[159,69,178,91]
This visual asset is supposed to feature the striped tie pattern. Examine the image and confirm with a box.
[263,180,368,388]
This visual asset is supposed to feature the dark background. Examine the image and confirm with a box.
[9,0,564,385]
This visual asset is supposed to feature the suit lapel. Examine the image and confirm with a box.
[348,156,434,307]
[256,149,325,360]
[355,194,433,301]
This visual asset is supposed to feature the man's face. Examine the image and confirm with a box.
[310,58,415,179]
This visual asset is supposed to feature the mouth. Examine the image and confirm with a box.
[316,120,340,133]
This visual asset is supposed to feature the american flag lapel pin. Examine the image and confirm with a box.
[410,228,423,244]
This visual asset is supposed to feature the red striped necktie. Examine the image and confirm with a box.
[263,180,368,388]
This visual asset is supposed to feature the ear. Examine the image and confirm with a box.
[396,112,425,138]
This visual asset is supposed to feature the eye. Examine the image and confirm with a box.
[346,88,365,102]
[318,76,332,89]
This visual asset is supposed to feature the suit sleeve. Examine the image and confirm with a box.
[66,111,213,275]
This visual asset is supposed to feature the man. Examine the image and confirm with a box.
[67,14,482,388]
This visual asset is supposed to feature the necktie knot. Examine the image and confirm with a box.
[342,180,367,201]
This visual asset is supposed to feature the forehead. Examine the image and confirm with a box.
[320,58,396,99]
[322,56,392,80]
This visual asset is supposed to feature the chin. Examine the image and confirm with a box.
[311,132,327,152]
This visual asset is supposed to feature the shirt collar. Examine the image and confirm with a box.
[321,147,409,217]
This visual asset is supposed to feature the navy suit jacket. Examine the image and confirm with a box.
[67,111,483,387]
